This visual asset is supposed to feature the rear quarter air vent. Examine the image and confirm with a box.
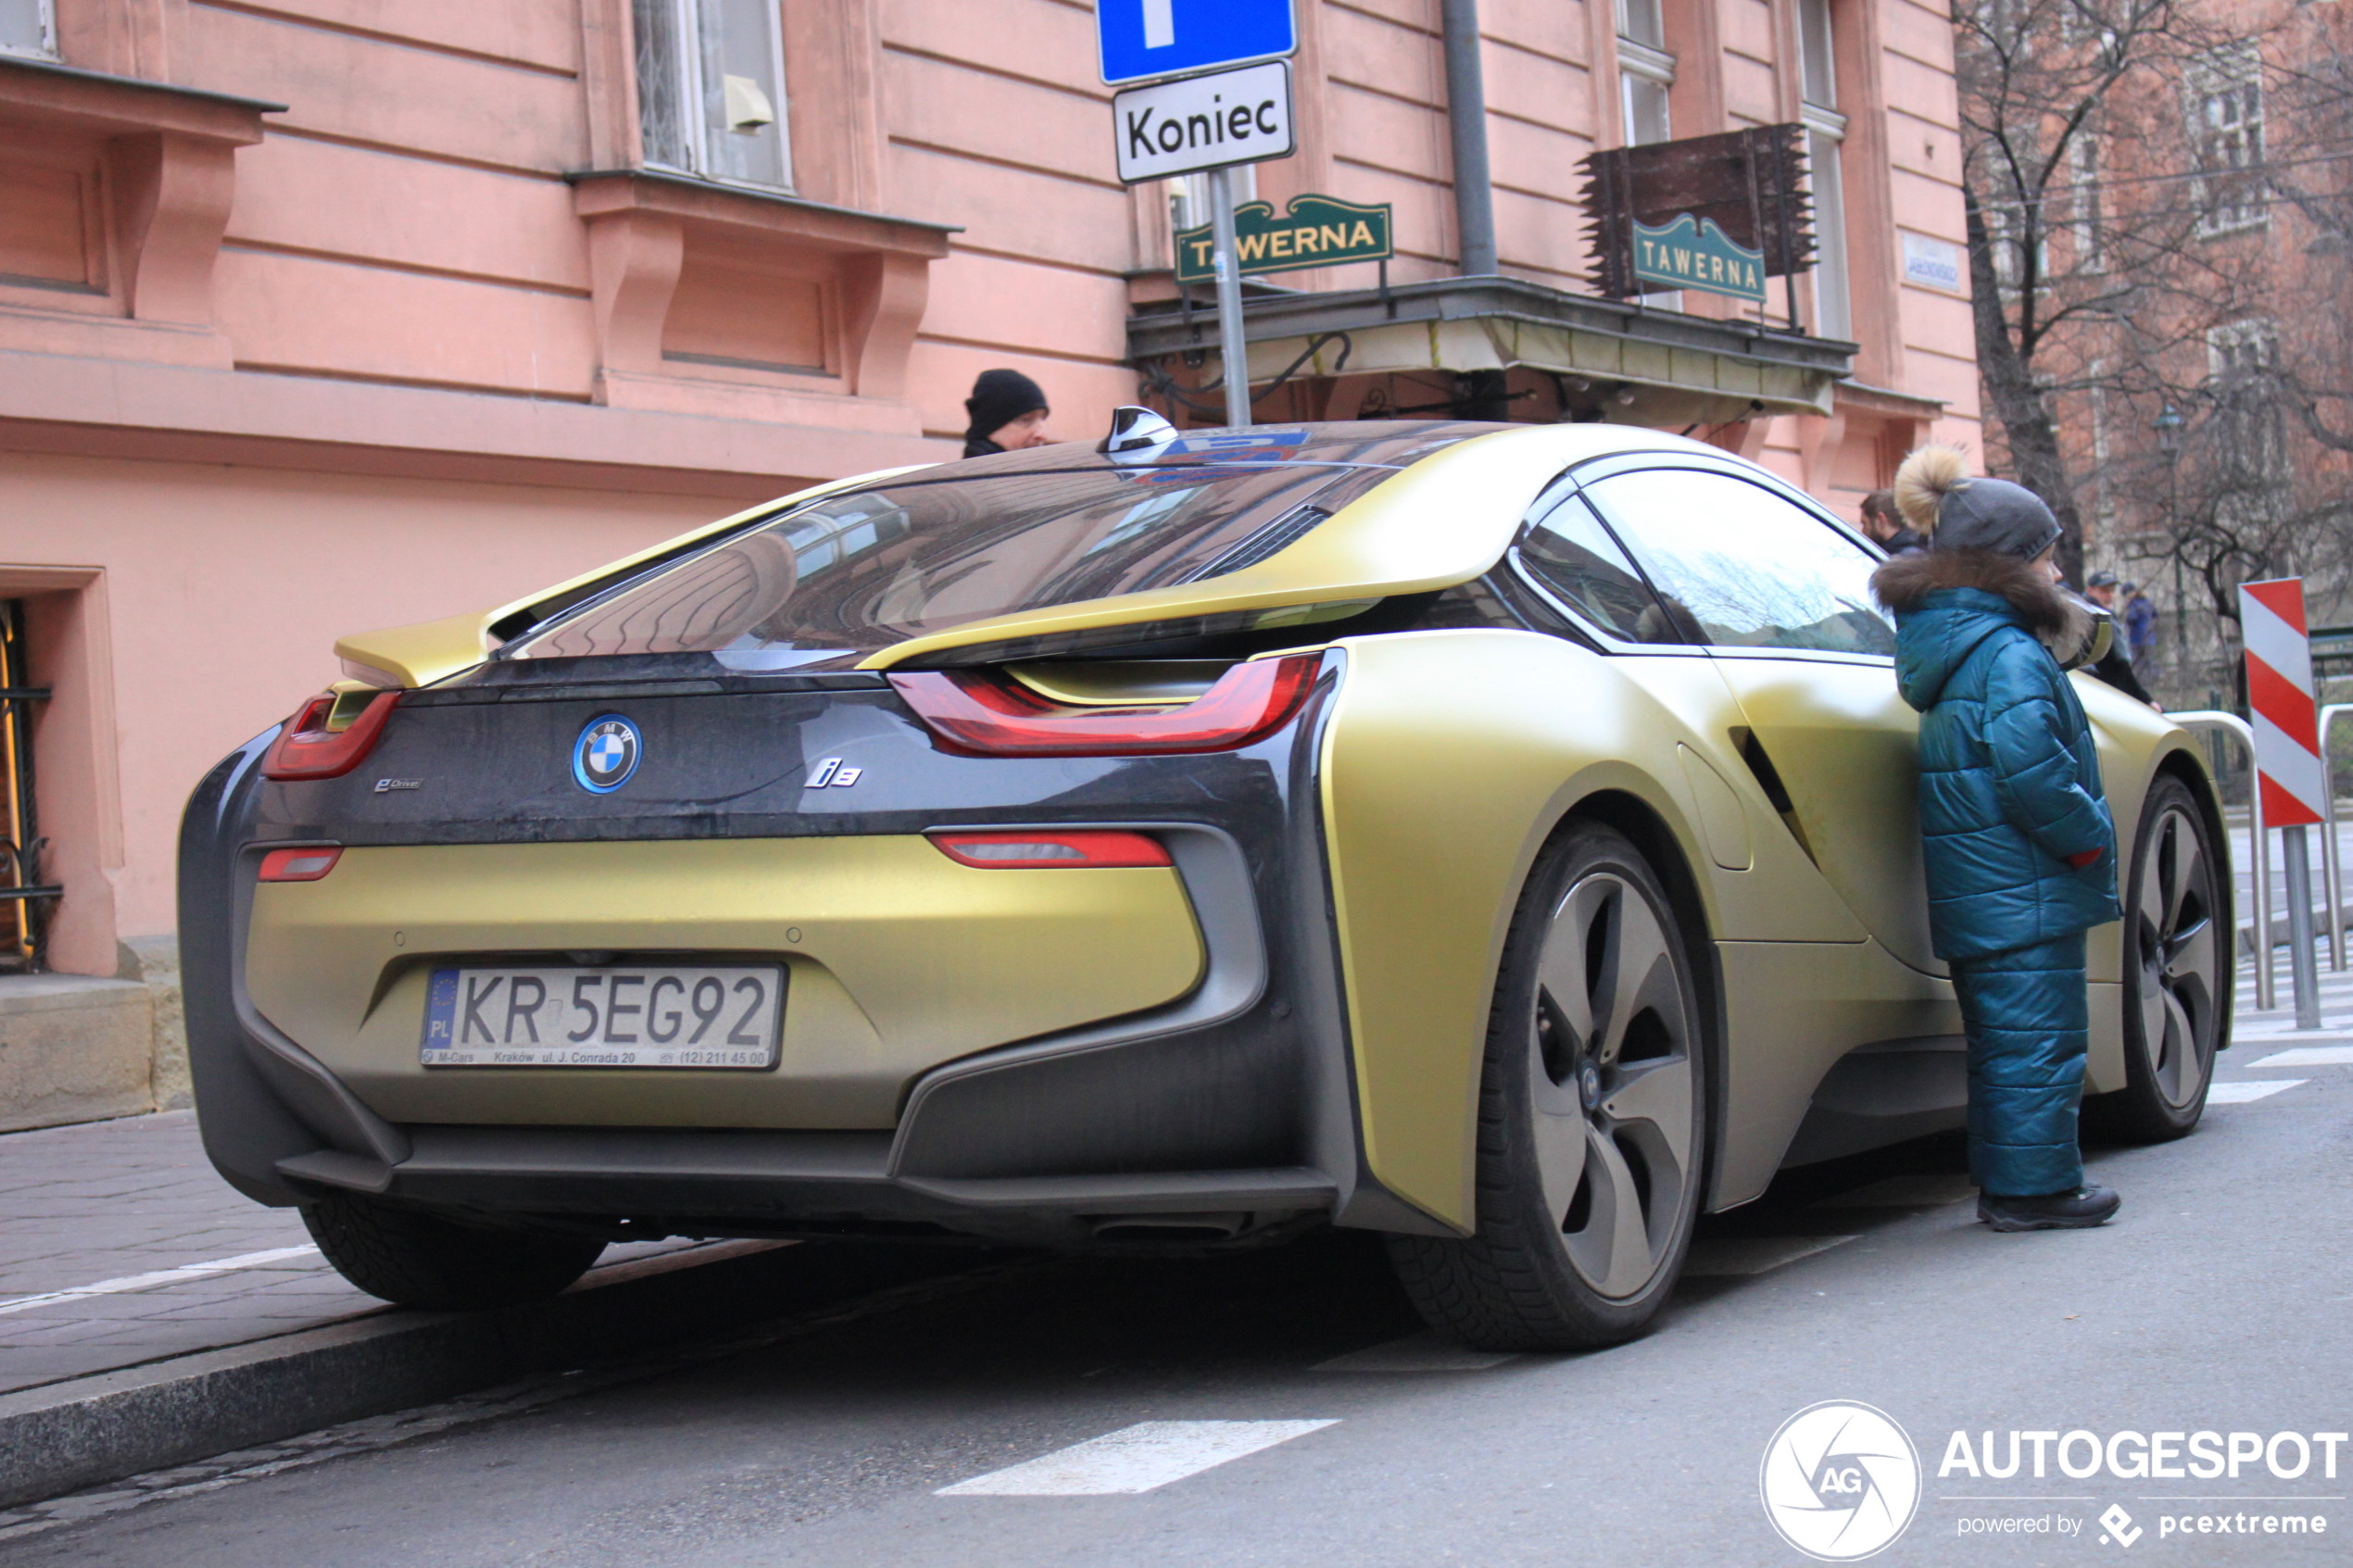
[1732,726,1818,863]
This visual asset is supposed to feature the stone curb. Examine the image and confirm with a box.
[0,1237,924,1508]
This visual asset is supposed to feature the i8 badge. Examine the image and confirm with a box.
[573,715,641,794]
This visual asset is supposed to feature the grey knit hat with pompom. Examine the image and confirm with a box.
[1893,445,2062,561]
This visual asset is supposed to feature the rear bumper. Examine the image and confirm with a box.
[277,1126,1339,1247]
[176,663,1456,1244]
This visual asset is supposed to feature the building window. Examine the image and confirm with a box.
[633,0,791,190]
[2070,132,2105,273]
[2208,318,2286,489]
[2186,41,2265,237]
[1165,165,1257,236]
[1617,0,1675,146]
[0,0,55,58]
[1796,0,1849,338]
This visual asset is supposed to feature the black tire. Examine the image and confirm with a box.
[301,1193,607,1310]
[1387,821,1709,1351]
[2083,774,2227,1143]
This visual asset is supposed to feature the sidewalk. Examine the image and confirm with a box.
[0,1110,724,1399]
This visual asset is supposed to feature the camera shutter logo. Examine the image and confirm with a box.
[573,715,642,795]
[1759,1401,1921,1561]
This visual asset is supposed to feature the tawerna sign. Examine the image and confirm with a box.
[1174,194,1392,282]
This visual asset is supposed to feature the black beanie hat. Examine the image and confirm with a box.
[963,369,1049,445]
[1893,445,2062,561]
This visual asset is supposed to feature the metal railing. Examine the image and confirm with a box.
[2321,702,2353,974]
[2168,711,2271,1010]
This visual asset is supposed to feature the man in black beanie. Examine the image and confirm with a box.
[963,369,1051,458]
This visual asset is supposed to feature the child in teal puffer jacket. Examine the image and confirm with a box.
[1870,447,2124,1232]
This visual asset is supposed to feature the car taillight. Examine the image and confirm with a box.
[888,654,1318,758]
[260,689,399,780]
[258,846,343,882]
[929,830,1171,869]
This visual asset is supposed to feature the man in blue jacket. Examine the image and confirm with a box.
[1871,447,2125,1232]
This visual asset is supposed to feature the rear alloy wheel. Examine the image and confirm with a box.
[2084,776,2226,1142]
[302,1193,607,1311]
[1389,822,1708,1350]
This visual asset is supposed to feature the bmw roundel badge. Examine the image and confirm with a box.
[573,715,641,794]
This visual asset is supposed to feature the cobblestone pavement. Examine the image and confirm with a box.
[0,1110,691,1396]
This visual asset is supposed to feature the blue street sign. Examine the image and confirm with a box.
[1098,0,1297,87]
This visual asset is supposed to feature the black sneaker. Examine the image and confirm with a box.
[1978,1185,2120,1232]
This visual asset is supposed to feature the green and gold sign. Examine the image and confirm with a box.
[1175,194,1393,283]
[1632,213,1768,303]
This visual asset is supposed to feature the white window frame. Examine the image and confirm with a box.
[1616,0,1677,306]
[1616,0,1675,147]
[0,0,56,59]
[1795,0,1849,339]
[633,0,794,193]
[2186,40,2265,238]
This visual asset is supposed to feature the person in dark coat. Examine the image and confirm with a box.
[1870,445,2124,1232]
[1858,487,1924,554]
[962,369,1051,458]
[2082,571,2160,708]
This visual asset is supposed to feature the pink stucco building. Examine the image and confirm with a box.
[0,0,1978,1125]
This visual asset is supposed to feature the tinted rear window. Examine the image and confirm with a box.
[507,463,1394,670]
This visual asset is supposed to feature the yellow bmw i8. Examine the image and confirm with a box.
[182,416,2228,1349]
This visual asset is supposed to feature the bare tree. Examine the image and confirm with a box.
[1953,0,2233,583]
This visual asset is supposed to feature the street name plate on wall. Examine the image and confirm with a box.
[1174,194,1391,282]
[1114,60,1294,182]
[1632,214,1767,302]
[1579,125,1815,303]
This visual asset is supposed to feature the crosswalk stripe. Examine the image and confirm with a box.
[2208,1080,2307,1103]
[2247,1045,2353,1068]
[937,1420,1339,1496]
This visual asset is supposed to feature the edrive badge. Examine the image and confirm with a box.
[573,714,641,794]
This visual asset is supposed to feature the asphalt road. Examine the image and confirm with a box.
[4,1056,2346,1567]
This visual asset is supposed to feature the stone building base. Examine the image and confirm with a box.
[0,936,189,1135]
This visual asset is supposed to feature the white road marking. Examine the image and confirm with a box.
[937,1419,1339,1496]
[1314,1332,1518,1373]
[1682,1235,1858,1277]
[2208,1079,2309,1103]
[2248,1045,2353,1068]
[1814,1173,1977,1208]
[0,1246,321,1318]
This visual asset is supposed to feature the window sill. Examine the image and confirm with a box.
[566,169,959,419]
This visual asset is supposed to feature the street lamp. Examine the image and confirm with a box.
[2154,404,2184,690]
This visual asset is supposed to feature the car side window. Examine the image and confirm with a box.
[1515,489,1691,645]
[1579,469,1896,656]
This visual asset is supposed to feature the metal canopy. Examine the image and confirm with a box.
[1126,273,1856,426]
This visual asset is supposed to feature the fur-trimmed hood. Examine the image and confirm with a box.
[1874,548,2096,710]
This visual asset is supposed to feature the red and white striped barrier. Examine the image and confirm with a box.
[2240,577,2324,827]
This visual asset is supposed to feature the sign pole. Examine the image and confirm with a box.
[2285,825,2322,1029]
[1210,164,1250,428]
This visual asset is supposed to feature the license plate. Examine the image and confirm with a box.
[421,964,785,1069]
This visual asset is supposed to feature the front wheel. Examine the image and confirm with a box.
[2083,775,2226,1143]
[1388,822,1709,1351]
[302,1193,607,1310]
